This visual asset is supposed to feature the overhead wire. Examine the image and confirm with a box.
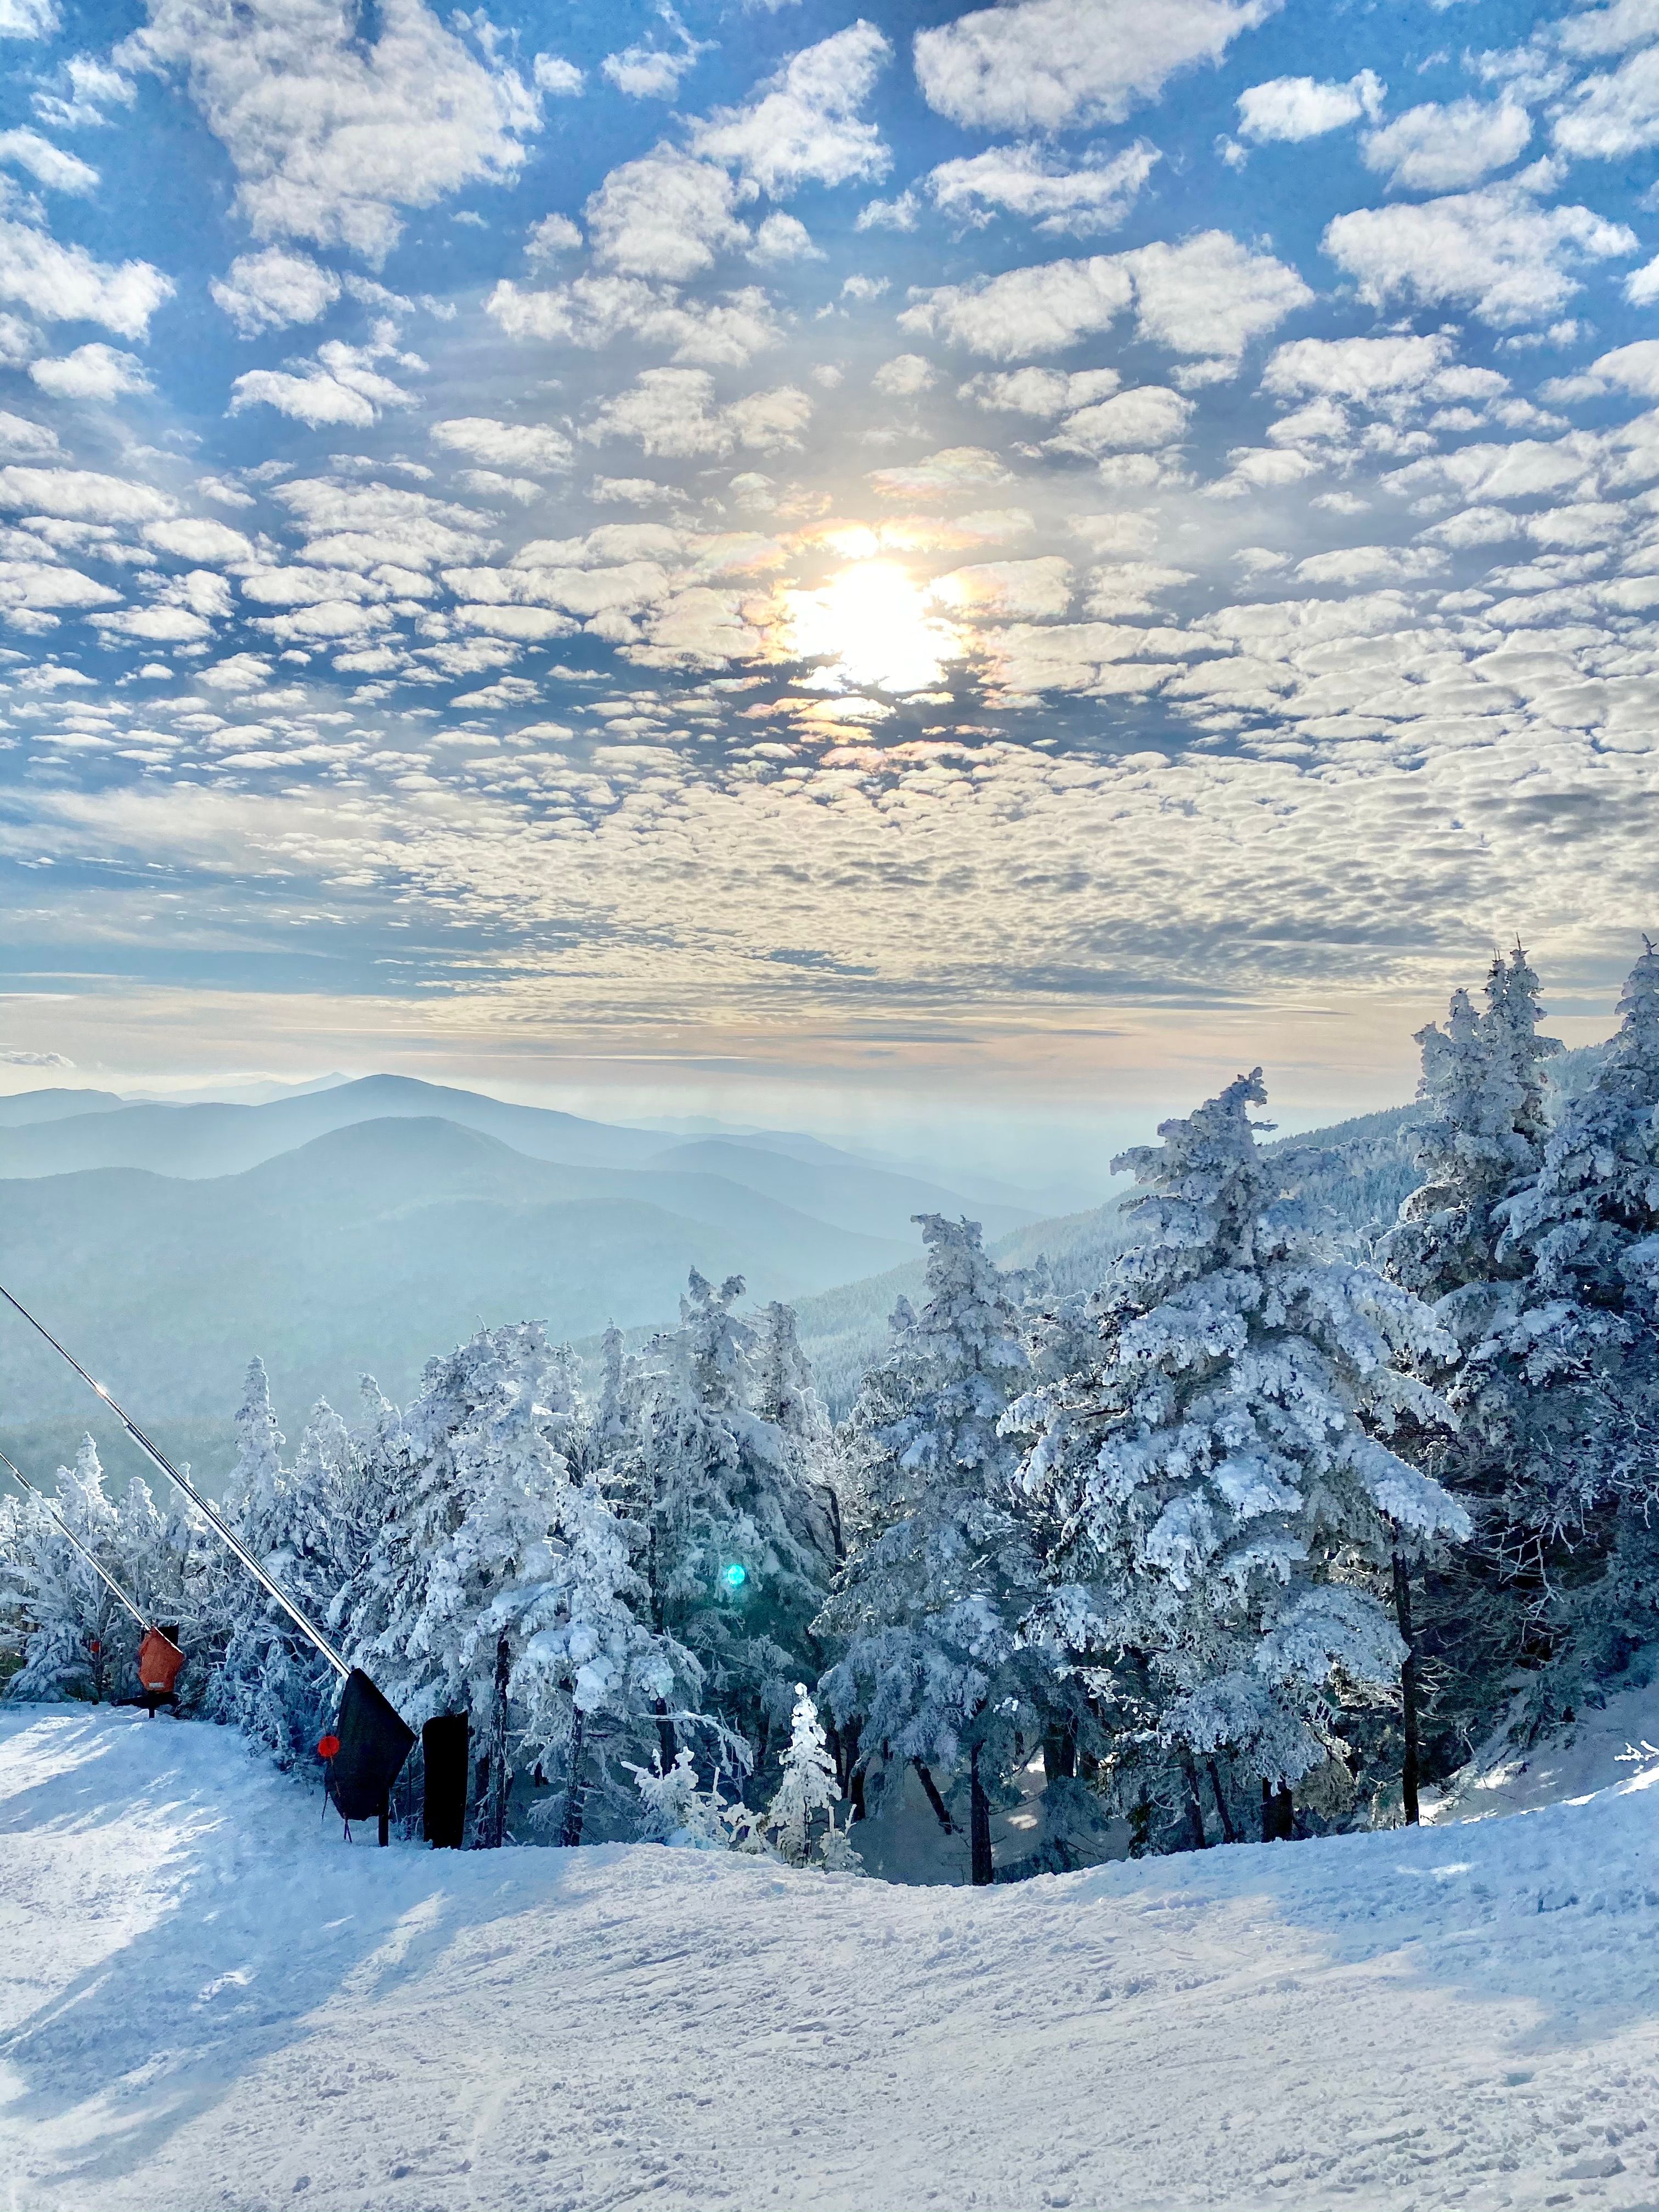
[0,1282,350,1681]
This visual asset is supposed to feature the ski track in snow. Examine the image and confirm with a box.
[5,1709,1659,2212]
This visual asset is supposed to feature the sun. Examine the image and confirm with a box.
[782,560,962,696]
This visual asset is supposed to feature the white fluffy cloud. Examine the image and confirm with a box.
[1323,171,1635,325]
[0,219,172,337]
[144,516,255,565]
[961,366,1120,415]
[0,408,59,456]
[431,418,573,474]
[585,368,810,459]
[867,445,1012,498]
[915,0,1276,130]
[0,127,98,193]
[0,0,58,36]
[585,151,750,282]
[926,140,1159,236]
[1049,385,1193,452]
[1361,100,1532,193]
[0,466,175,522]
[1235,72,1383,143]
[690,23,891,194]
[230,340,420,428]
[118,0,540,261]
[872,353,936,397]
[902,232,1307,364]
[29,343,153,400]
[1554,38,1659,159]
[211,247,341,336]
[1262,332,1455,402]
[487,275,781,369]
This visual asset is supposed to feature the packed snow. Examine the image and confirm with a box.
[7,1703,1659,2212]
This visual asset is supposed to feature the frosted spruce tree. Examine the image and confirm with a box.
[1457,941,1659,1712]
[636,1273,836,1789]
[1012,1073,1467,1845]
[765,1681,840,1864]
[1381,947,1560,1313]
[1377,948,1560,1797]
[349,1322,583,1846]
[819,1217,1038,1884]
[3,1436,129,1703]
[208,1363,358,1767]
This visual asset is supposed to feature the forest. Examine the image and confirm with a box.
[4,941,1657,1880]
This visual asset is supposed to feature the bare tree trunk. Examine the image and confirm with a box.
[653,1696,676,1771]
[1179,1750,1209,1850]
[912,1757,956,1834]
[1042,1725,1077,1781]
[1207,1758,1238,1844]
[1261,1778,1274,1843]
[969,1743,994,1887]
[1393,1548,1421,1825]
[560,1707,587,1848]
[1274,1784,1294,1841]
[483,1631,511,1849]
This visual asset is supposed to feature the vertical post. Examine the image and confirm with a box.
[1261,1777,1274,1842]
[1393,1549,1421,1826]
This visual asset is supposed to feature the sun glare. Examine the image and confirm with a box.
[783,560,961,696]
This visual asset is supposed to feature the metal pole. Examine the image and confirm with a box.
[0,1283,349,1681]
[0,1445,151,1633]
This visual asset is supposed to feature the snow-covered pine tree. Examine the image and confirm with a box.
[2,1436,128,1703]
[636,1273,836,1790]
[1012,1072,1467,1846]
[818,1217,1039,1884]
[208,1363,349,1767]
[1376,949,1561,1802]
[766,1681,840,1864]
[1381,947,1560,1313]
[1456,941,1659,1712]
[348,1322,581,1845]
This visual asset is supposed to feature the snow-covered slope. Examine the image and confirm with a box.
[5,1706,1659,2212]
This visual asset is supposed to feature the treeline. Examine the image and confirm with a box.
[3,940,1657,1876]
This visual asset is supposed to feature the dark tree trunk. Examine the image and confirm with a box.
[1274,1785,1294,1841]
[820,1483,845,1564]
[912,1757,956,1834]
[483,1631,511,1849]
[1393,1548,1421,1826]
[653,1696,676,1771]
[561,1708,587,1848]
[1042,1724,1077,1781]
[969,1743,994,1887]
[1207,1758,1238,1844]
[1180,1751,1209,1850]
[1261,1778,1274,1843]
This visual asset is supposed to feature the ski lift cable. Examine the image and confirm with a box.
[0,1444,152,1634]
[0,1282,350,1682]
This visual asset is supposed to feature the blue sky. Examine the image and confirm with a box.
[0,0,1656,1141]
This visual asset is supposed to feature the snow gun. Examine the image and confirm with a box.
[0,1443,186,1711]
[0,1283,414,1841]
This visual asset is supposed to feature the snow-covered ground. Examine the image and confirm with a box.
[6,1706,1659,2212]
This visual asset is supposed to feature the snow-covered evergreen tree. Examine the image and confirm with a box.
[207,1363,349,1766]
[636,1273,836,1786]
[3,1437,129,1703]
[819,1218,1038,1883]
[1012,1073,1468,1839]
[1453,943,1659,1708]
[766,1681,840,1864]
[1381,947,1560,1313]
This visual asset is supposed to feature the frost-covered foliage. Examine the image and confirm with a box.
[1,1437,189,1705]
[208,1363,388,1768]
[1446,943,1659,1716]
[766,1682,840,1864]
[627,1747,766,1853]
[631,1273,837,1783]
[1381,947,1560,1310]
[1011,1072,1467,1829]
[819,1217,1041,1875]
